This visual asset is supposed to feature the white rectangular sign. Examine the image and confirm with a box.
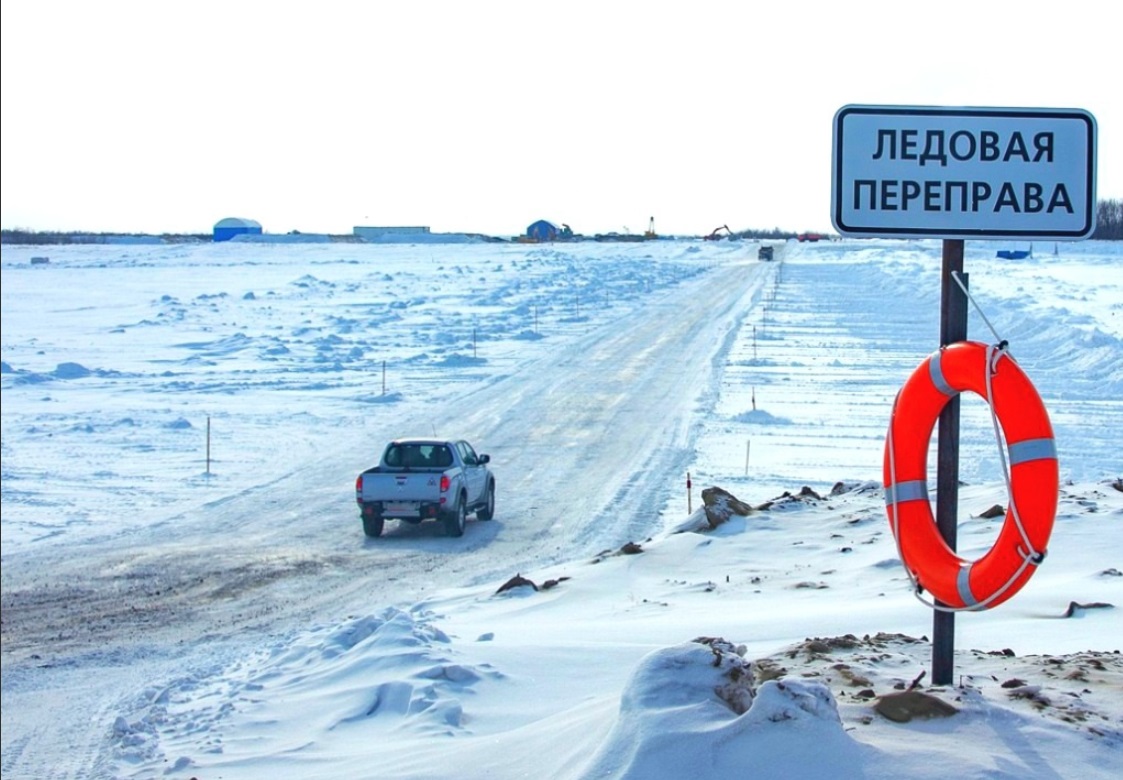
[831,105,1097,239]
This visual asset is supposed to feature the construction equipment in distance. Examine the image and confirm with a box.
[704,224,733,240]
[644,216,657,239]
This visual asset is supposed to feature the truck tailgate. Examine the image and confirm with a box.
[361,472,442,504]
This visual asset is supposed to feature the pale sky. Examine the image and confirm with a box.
[2,0,1118,237]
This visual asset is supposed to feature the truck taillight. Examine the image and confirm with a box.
[355,475,363,505]
[440,475,450,493]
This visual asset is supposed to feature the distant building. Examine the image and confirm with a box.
[526,220,559,242]
[213,217,262,242]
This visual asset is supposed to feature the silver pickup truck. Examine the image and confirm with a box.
[354,438,495,538]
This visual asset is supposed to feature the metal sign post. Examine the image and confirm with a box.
[934,240,967,684]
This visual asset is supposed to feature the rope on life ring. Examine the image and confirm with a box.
[883,341,1058,611]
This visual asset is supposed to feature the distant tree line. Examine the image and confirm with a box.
[1093,198,1122,240]
[731,227,806,240]
[0,229,212,245]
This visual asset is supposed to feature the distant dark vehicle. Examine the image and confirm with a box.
[758,246,774,261]
[355,438,495,538]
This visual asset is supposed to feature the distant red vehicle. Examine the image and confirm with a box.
[797,232,826,242]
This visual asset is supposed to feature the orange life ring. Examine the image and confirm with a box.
[883,341,1057,610]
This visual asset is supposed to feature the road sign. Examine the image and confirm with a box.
[832,105,1097,239]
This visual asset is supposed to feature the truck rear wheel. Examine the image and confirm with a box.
[362,511,384,538]
[444,498,466,538]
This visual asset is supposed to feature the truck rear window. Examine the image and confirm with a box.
[385,444,452,468]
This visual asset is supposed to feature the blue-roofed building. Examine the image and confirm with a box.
[526,220,559,242]
[213,217,263,242]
